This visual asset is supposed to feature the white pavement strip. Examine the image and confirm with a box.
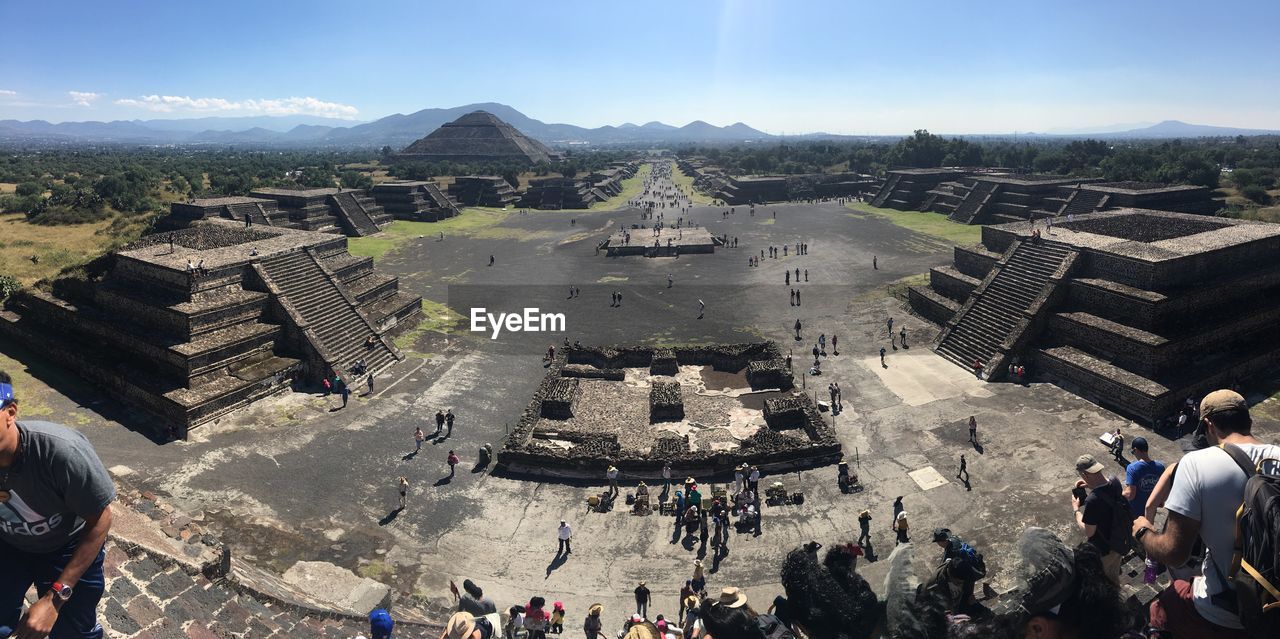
[908,466,950,491]
[373,358,428,399]
[860,352,993,407]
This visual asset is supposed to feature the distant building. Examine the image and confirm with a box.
[394,110,557,165]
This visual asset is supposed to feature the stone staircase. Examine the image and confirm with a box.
[870,173,900,207]
[1064,190,1109,217]
[224,203,272,226]
[330,191,381,236]
[423,182,461,216]
[936,240,1076,377]
[949,181,998,223]
[259,251,398,376]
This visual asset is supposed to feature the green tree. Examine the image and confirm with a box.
[340,170,373,190]
[1242,184,1272,205]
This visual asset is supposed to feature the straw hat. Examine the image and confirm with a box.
[717,587,747,608]
[444,612,476,639]
[588,603,603,616]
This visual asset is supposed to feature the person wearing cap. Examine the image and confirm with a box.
[932,528,986,613]
[1135,389,1280,636]
[0,370,115,639]
[857,510,872,547]
[557,520,572,555]
[1122,437,1165,518]
[678,581,696,619]
[1071,452,1128,585]
[441,611,495,639]
[634,581,651,619]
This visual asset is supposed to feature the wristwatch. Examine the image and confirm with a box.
[1135,526,1153,542]
[50,582,73,603]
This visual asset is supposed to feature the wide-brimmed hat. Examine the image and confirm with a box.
[718,586,747,608]
[588,603,603,616]
[1075,453,1104,475]
[444,612,476,639]
[684,595,699,610]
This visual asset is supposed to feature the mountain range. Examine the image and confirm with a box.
[0,102,773,147]
[0,103,1276,148]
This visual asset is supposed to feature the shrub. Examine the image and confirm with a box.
[1242,184,1272,205]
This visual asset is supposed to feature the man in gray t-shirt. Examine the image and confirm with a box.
[1,371,115,639]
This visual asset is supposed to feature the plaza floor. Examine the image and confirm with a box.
[6,176,1277,622]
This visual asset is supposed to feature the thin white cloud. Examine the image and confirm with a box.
[0,89,16,97]
[69,91,101,107]
[114,94,359,119]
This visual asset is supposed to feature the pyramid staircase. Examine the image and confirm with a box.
[259,251,399,376]
[1063,190,1109,217]
[422,183,461,216]
[870,174,901,208]
[330,191,381,236]
[949,181,999,223]
[936,240,1077,379]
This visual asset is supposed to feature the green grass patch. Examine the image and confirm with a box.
[760,218,775,225]
[348,209,516,259]
[845,202,982,246]
[591,163,653,210]
[394,299,464,351]
[598,275,629,283]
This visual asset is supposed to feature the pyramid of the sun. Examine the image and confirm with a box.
[395,110,555,165]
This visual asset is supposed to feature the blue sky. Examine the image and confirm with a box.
[3,0,1278,134]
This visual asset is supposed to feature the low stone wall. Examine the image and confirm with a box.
[954,245,998,280]
[930,267,978,302]
[908,286,958,326]
[560,364,625,381]
[649,380,684,422]
[541,378,580,418]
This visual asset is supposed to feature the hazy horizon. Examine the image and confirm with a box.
[3,0,1278,135]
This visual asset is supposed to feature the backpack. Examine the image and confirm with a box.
[1100,481,1136,555]
[1217,444,1280,638]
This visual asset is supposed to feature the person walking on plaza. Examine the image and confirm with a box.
[957,454,969,483]
[891,496,904,530]
[435,409,446,437]
[748,466,761,495]
[557,520,572,555]
[583,604,604,639]
[634,582,651,619]
[607,465,619,495]
[880,346,887,367]
[414,426,425,452]
[893,511,910,545]
[446,409,455,437]
[398,476,409,509]
[968,416,978,445]
[857,510,872,546]
[0,370,115,639]
[662,462,672,489]
[900,327,907,349]
[887,317,894,336]
[447,450,460,479]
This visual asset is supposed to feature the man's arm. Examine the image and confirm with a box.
[1133,509,1199,568]
[57,505,112,587]
[1144,462,1178,522]
[18,505,112,639]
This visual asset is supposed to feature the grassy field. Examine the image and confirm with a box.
[668,161,717,206]
[0,213,121,285]
[0,183,16,194]
[591,162,653,210]
[845,202,982,246]
[348,208,521,259]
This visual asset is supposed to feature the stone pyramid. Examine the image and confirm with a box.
[396,110,555,164]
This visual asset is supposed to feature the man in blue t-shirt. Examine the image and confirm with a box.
[1122,437,1165,517]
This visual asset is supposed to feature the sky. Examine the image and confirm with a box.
[2,0,1279,135]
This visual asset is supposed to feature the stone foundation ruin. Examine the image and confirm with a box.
[163,187,393,237]
[908,209,1280,423]
[499,342,841,478]
[0,221,422,434]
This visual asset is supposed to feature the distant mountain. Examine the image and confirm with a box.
[0,102,776,147]
[1046,122,1155,135]
[1110,120,1280,138]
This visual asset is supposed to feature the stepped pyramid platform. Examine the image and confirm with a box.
[0,222,421,434]
[160,188,392,237]
[909,209,1280,423]
[448,176,518,207]
[394,110,556,165]
[371,180,461,221]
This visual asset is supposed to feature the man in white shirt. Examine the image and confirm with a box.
[557,520,572,556]
[1134,389,1280,637]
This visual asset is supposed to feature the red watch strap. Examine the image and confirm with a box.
[51,582,71,599]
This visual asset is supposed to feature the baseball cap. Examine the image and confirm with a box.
[1075,454,1104,474]
[1130,437,1148,452]
[1200,389,1247,420]
[931,528,951,543]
